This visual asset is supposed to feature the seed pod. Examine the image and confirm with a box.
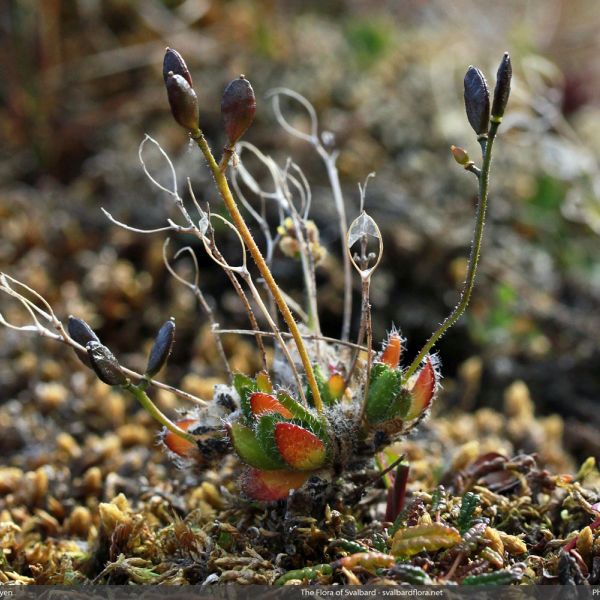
[68,316,100,367]
[86,341,128,386]
[464,66,490,136]
[166,72,199,131]
[491,52,512,121]
[145,318,175,377]
[162,47,192,87]
[221,75,256,146]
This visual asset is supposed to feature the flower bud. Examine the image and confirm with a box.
[464,66,490,137]
[86,341,128,386]
[166,72,199,131]
[450,145,471,166]
[163,47,193,87]
[491,52,512,121]
[145,318,175,377]
[221,75,256,146]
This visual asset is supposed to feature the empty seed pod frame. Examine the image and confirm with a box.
[0,49,511,506]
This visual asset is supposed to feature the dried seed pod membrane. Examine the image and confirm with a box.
[240,467,308,501]
[163,47,193,87]
[166,72,199,131]
[145,318,175,377]
[86,341,128,386]
[221,76,256,146]
[491,52,512,121]
[391,523,461,557]
[274,422,327,470]
[464,66,490,136]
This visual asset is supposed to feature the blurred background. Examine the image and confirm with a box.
[1,0,600,467]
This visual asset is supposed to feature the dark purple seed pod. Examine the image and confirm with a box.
[163,47,193,87]
[491,52,512,120]
[166,72,199,131]
[221,75,256,146]
[145,318,175,377]
[86,341,128,386]
[68,316,100,367]
[464,66,490,136]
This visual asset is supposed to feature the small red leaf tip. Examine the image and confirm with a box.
[406,358,436,420]
[274,422,326,470]
[163,418,199,457]
[249,392,293,419]
[241,468,309,501]
[380,333,402,368]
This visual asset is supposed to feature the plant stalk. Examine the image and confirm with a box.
[192,129,324,413]
[405,121,499,380]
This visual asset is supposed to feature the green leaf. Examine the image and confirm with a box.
[233,373,258,421]
[228,423,284,470]
[458,492,480,535]
[365,363,403,424]
[255,414,287,467]
[276,391,329,443]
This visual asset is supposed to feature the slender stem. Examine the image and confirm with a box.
[358,278,373,423]
[405,122,499,380]
[318,147,352,342]
[242,270,308,405]
[214,328,368,352]
[191,129,324,413]
[205,232,268,371]
[125,383,196,443]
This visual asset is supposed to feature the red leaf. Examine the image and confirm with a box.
[406,358,435,420]
[250,392,293,419]
[380,334,402,368]
[163,418,199,458]
[241,468,309,501]
[274,422,326,470]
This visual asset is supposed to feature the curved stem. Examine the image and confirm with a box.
[317,146,352,342]
[405,122,499,380]
[191,129,324,413]
[125,383,196,443]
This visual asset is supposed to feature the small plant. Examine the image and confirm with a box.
[0,49,511,505]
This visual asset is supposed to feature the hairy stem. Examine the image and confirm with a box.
[405,121,499,379]
[191,129,324,413]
